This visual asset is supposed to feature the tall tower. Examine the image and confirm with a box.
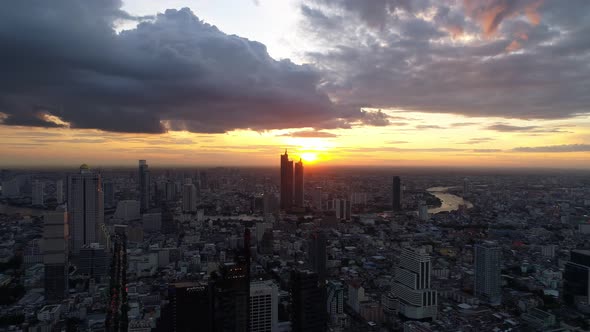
[249,280,278,332]
[43,210,68,302]
[280,150,294,211]
[291,270,327,332]
[55,179,64,204]
[564,250,590,305]
[67,164,103,254]
[32,180,44,206]
[294,159,304,207]
[392,176,401,211]
[308,232,327,282]
[138,160,150,212]
[182,178,197,213]
[474,242,502,305]
[390,248,437,320]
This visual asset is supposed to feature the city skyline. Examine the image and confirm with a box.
[1,1,590,168]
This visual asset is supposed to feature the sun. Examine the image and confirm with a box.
[300,152,318,163]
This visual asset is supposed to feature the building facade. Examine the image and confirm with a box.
[474,242,502,305]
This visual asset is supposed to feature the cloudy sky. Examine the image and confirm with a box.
[1,0,590,168]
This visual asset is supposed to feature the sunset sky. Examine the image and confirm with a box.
[1,0,590,168]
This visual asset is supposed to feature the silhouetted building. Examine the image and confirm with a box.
[79,243,109,281]
[213,230,251,332]
[291,269,327,332]
[32,180,44,206]
[169,282,213,332]
[214,262,250,332]
[280,150,294,210]
[55,179,64,204]
[392,176,401,211]
[139,160,150,212]
[328,199,351,220]
[43,211,69,303]
[67,164,103,254]
[475,242,502,305]
[294,159,304,207]
[182,179,197,213]
[327,280,344,316]
[390,248,437,320]
[308,232,327,282]
[563,250,590,305]
[103,181,115,208]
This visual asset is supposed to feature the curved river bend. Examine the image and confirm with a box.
[427,187,473,214]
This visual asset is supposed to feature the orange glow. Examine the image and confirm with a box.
[300,152,318,163]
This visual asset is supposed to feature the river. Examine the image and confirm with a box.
[427,186,473,214]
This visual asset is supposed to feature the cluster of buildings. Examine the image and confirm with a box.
[0,156,589,331]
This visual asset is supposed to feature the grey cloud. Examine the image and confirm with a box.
[485,124,569,133]
[301,0,590,120]
[416,125,445,129]
[512,144,590,152]
[473,148,502,153]
[280,130,338,138]
[0,2,379,134]
[461,137,495,144]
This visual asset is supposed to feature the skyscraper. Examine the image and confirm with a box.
[67,164,103,254]
[214,262,250,332]
[390,248,437,320]
[249,280,278,332]
[294,159,304,207]
[327,280,344,316]
[182,179,197,213]
[474,242,502,305]
[55,179,63,204]
[169,281,213,332]
[32,180,44,206]
[79,243,109,281]
[103,181,115,208]
[43,211,68,302]
[138,160,150,212]
[312,187,322,210]
[291,269,327,332]
[308,232,327,282]
[392,176,401,211]
[280,149,293,211]
[563,250,590,306]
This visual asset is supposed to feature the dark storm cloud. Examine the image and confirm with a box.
[300,0,590,120]
[512,144,590,153]
[0,1,382,134]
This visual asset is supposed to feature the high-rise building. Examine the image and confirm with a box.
[32,180,44,206]
[103,181,115,208]
[79,243,109,281]
[280,150,293,211]
[391,248,437,320]
[182,180,197,213]
[55,179,64,204]
[308,232,327,282]
[169,281,213,332]
[294,159,304,207]
[327,280,344,316]
[214,261,250,332]
[138,160,150,212]
[291,269,327,332]
[312,187,322,210]
[249,280,278,332]
[329,199,351,220]
[474,242,502,305]
[392,176,401,211]
[43,211,68,302]
[165,181,176,202]
[563,250,590,306]
[67,164,103,254]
